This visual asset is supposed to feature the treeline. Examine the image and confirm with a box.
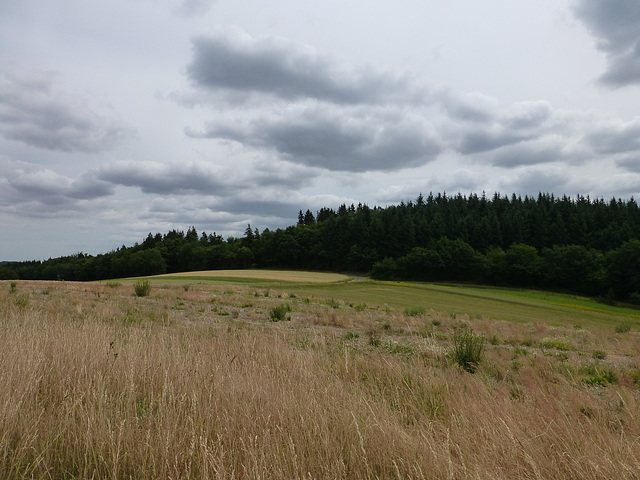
[4,192,640,302]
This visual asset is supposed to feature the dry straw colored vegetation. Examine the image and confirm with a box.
[1,279,640,479]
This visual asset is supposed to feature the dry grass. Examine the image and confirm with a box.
[153,269,350,283]
[1,280,640,479]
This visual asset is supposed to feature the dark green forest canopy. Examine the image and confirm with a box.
[6,192,640,303]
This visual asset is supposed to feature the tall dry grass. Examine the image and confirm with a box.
[1,280,639,479]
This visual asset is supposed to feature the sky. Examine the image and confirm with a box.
[1,0,640,261]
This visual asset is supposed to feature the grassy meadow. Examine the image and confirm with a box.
[2,272,640,479]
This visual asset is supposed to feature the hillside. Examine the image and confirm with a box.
[2,275,639,478]
[5,192,640,302]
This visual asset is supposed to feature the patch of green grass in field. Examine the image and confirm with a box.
[287,281,639,330]
[105,272,639,331]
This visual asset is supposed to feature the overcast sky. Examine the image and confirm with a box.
[1,0,640,261]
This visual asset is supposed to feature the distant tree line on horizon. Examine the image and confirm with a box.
[4,192,640,304]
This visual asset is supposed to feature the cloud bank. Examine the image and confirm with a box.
[574,0,640,87]
[0,69,131,152]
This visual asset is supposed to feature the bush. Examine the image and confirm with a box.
[270,302,292,321]
[581,364,618,386]
[451,324,486,373]
[352,302,367,312]
[133,280,151,297]
[615,321,632,333]
[344,331,360,341]
[404,305,426,317]
[540,337,574,351]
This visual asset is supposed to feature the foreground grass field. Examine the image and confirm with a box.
[2,274,640,479]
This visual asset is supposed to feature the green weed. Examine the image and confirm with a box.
[353,302,367,312]
[615,321,632,333]
[344,331,360,341]
[540,337,574,351]
[404,305,426,317]
[14,294,28,308]
[581,364,618,386]
[451,324,486,373]
[384,341,414,355]
[133,280,151,297]
[326,298,341,309]
[270,302,292,321]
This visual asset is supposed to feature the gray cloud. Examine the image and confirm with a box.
[0,157,66,202]
[456,101,554,155]
[187,105,442,171]
[186,29,418,105]
[489,145,562,168]
[67,174,115,200]
[574,0,640,87]
[214,197,299,219]
[502,101,553,130]
[182,30,567,173]
[475,136,566,168]
[584,117,640,154]
[616,156,640,173]
[0,69,131,152]
[438,90,498,123]
[174,0,215,17]
[500,167,571,197]
[250,158,320,189]
[95,160,237,195]
[457,129,532,155]
[0,156,109,210]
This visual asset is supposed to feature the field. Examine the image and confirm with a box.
[153,269,351,284]
[2,272,640,479]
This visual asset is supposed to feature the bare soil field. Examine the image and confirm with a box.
[1,278,640,479]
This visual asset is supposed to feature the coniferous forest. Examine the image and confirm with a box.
[4,192,640,303]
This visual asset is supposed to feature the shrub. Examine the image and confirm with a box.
[9,281,17,294]
[344,331,360,341]
[353,302,367,312]
[133,280,151,297]
[581,364,618,386]
[384,341,414,355]
[451,324,486,373]
[270,302,292,322]
[592,350,607,360]
[540,337,574,351]
[368,331,382,347]
[14,294,28,308]
[106,281,122,288]
[326,298,340,309]
[404,305,426,317]
[615,321,632,333]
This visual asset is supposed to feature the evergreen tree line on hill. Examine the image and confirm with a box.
[4,192,640,303]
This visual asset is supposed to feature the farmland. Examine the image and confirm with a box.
[1,272,640,479]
